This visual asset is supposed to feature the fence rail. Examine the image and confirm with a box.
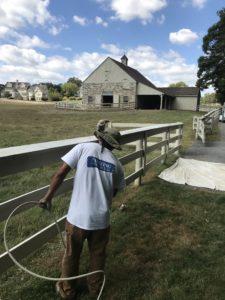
[193,108,221,144]
[55,101,135,110]
[0,122,183,274]
[220,104,225,122]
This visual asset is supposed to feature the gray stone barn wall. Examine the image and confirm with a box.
[82,82,136,104]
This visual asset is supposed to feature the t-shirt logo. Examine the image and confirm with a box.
[87,156,115,173]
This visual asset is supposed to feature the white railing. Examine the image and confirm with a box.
[221,104,225,122]
[55,101,135,110]
[0,122,183,274]
[193,108,221,144]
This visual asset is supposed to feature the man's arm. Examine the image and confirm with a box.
[39,162,71,209]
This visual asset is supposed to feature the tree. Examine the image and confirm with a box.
[168,81,188,87]
[201,93,217,104]
[48,90,63,101]
[41,82,62,93]
[196,8,225,105]
[62,82,79,97]
[67,77,82,88]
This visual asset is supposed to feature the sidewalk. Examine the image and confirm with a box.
[184,122,225,164]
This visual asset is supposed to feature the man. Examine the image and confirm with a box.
[39,120,126,299]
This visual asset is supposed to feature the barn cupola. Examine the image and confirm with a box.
[121,54,128,66]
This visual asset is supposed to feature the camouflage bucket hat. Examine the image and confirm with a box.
[95,127,122,150]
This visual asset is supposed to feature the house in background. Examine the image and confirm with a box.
[82,55,200,111]
[0,84,4,96]
[2,81,30,100]
[28,84,49,101]
[1,81,49,101]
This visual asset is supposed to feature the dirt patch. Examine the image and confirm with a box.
[152,220,199,254]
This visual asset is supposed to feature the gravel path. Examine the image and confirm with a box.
[184,122,225,164]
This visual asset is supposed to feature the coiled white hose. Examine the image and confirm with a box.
[4,201,105,300]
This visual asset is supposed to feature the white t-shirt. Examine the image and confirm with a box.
[61,142,126,230]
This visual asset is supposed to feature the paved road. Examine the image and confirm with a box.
[184,122,225,164]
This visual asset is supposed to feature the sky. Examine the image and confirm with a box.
[0,0,224,92]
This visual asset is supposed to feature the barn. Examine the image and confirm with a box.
[81,55,200,111]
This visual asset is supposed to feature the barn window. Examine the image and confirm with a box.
[105,70,110,81]
[123,96,129,103]
[88,96,94,103]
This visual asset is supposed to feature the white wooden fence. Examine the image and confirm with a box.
[0,122,183,274]
[55,101,135,110]
[221,104,225,122]
[193,108,221,144]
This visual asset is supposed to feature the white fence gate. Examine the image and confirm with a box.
[193,108,221,144]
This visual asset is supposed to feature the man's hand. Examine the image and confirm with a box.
[39,199,52,211]
[38,163,71,212]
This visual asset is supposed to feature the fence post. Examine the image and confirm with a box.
[143,133,147,173]
[175,126,182,155]
[202,121,206,144]
[161,130,168,163]
[195,119,200,139]
[134,139,143,186]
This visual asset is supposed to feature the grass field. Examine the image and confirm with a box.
[0,99,201,148]
[1,100,225,300]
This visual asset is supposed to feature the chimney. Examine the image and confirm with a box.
[121,54,128,66]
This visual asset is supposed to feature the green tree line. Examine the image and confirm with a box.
[197,7,225,105]
[46,77,82,101]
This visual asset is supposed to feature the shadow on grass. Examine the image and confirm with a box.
[2,168,225,300]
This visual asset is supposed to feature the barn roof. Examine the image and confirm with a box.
[83,56,200,99]
[111,58,158,90]
[159,87,200,97]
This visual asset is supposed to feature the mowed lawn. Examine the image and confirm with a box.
[0,99,199,148]
[1,100,225,300]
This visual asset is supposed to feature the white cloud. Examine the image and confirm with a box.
[0,26,49,49]
[0,0,54,29]
[101,43,122,55]
[0,45,71,83]
[17,35,49,48]
[73,15,88,26]
[0,64,65,83]
[71,45,198,87]
[192,0,207,8]
[0,26,11,38]
[64,47,72,52]
[181,0,207,9]
[169,28,199,45]
[110,0,167,24]
[0,43,198,87]
[49,23,68,36]
[71,52,106,80]
[0,45,46,66]
[95,16,108,27]
[0,26,18,41]
[157,14,165,25]
[40,56,71,72]
[0,0,66,38]
[125,46,197,86]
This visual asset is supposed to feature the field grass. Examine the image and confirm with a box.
[0,99,201,148]
[1,100,225,300]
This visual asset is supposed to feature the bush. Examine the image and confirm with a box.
[68,96,77,100]
[49,90,63,101]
